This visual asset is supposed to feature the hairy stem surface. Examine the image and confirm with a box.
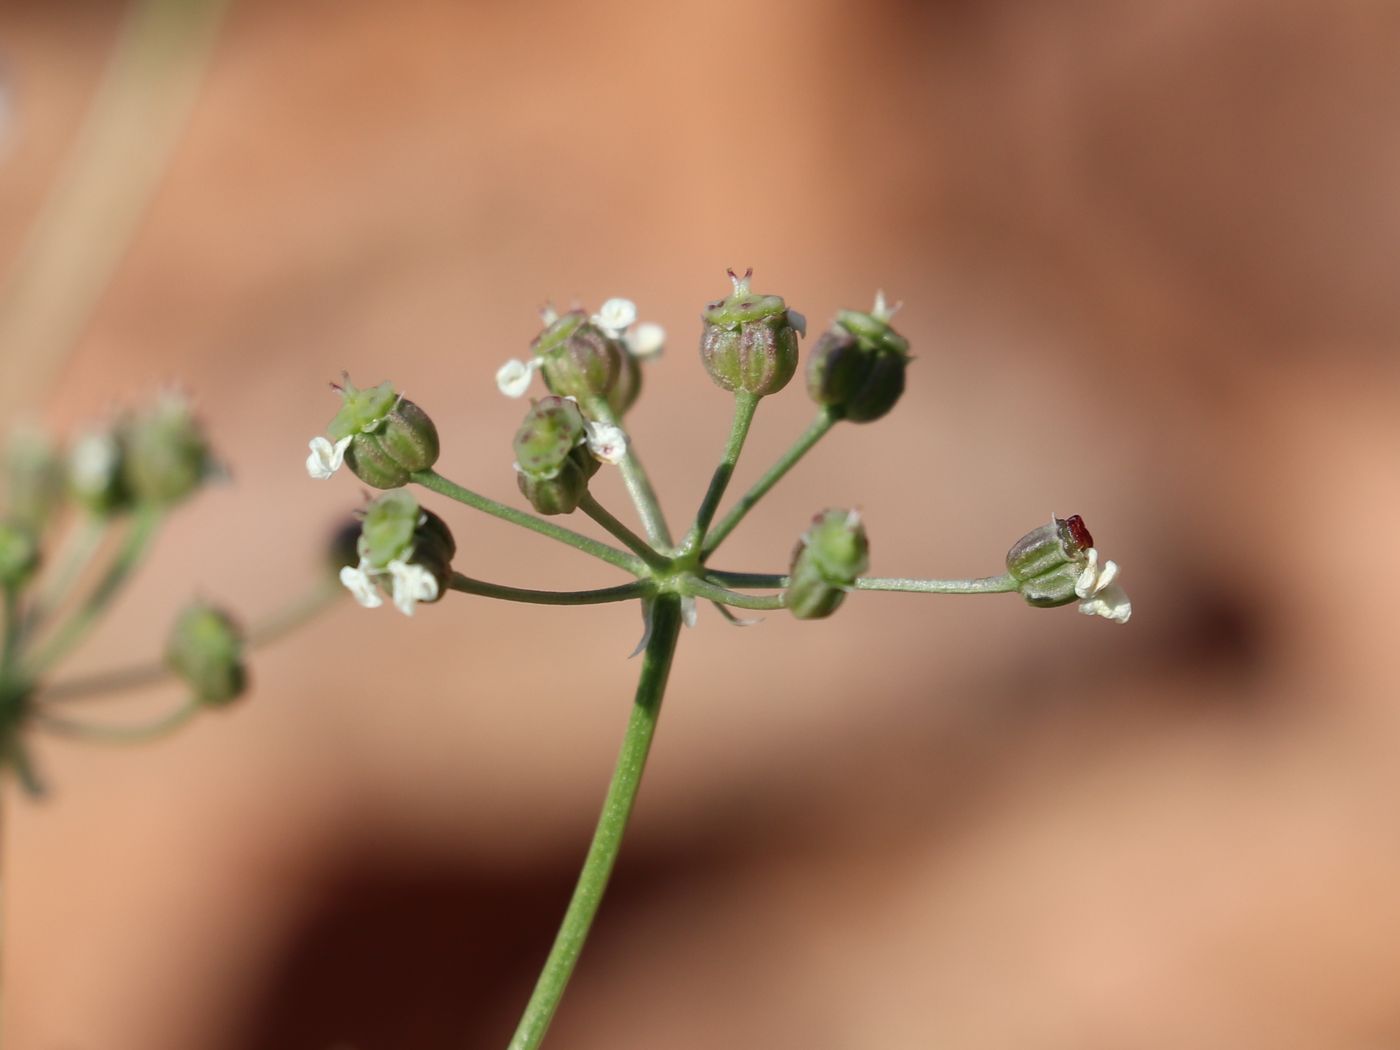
[507,595,682,1050]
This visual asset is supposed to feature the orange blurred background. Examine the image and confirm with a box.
[3,1,1400,1047]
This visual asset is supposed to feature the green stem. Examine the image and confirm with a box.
[854,574,1019,594]
[577,494,669,572]
[33,695,201,744]
[702,409,837,558]
[1,585,21,684]
[680,392,758,557]
[450,574,651,607]
[411,470,644,576]
[24,506,162,678]
[583,398,673,551]
[507,595,683,1050]
[685,576,786,611]
[704,571,1021,595]
[36,578,345,704]
[247,577,343,647]
[25,515,107,635]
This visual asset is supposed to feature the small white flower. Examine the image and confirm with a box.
[870,290,903,323]
[339,563,384,608]
[592,298,637,335]
[388,559,439,616]
[497,357,540,398]
[1074,548,1132,624]
[583,420,628,465]
[624,322,666,359]
[307,434,353,480]
[71,431,120,493]
[788,309,807,337]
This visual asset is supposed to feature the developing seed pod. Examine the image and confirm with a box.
[786,509,870,620]
[6,426,67,530]
[69,429,131,517]
[165,603,247,706]
[806,294,910,422]
[532,311,638,416]
[512,396,599,515]
[324,377,439,489]
[699,268,802,397]
[346,488,456,615]
[1005,514,1094,607]
[122,394,216,506]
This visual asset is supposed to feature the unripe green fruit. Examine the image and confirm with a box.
[533,312,637,415]
[122,395,214,506]
[699,269,801,397]
[165,603,246,706]
[786,509,870,621]
[806,307,910,423]
[326,378,439,490]
[1005,514,1094,607]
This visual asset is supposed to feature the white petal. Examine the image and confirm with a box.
[680,596,698,628]
[71,432,120,493]
[339,564,383,608]
[388,560,439,616]
[787,309,807,338]
[307,435,352,480]
[496,358,539,398]
[1074,548,1101,598]
[592,298,637,335]
[584,420,628,465]
[624,322,666,359]
[1078,583,1131,624]
[1095,559,1119,592]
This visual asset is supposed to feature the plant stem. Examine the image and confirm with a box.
[578,494,669,572]
[33,695,201,744]
[25,514,107,635]
[680,392,758,557]
[584,398,673,552]
[411,470,644,577]
[25,506,162,678]
[507,595,682,1050]
[36,578,345,704]
[450,574,651,607]
[1,585,21,684]
[702,408,837,558]
[685,576,786,611]
[854,574,1019,594]
[247,578,343,647]
[704,571,1021,596]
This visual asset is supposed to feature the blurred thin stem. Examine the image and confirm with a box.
[702,408,836,558]
[25,515,108,635]
[36,577,344,704]
[24,506,162,678]
[507,595,682,1050]
[33,695,201,744]
[0,0,230,419]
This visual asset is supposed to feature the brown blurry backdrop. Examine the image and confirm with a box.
[2,1,1400,1047]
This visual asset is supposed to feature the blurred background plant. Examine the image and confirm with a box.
[2,1,1399,1048]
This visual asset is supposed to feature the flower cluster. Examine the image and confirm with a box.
[0,394,268,795]
[338,489,455,616]
[299,271,1136,1050]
